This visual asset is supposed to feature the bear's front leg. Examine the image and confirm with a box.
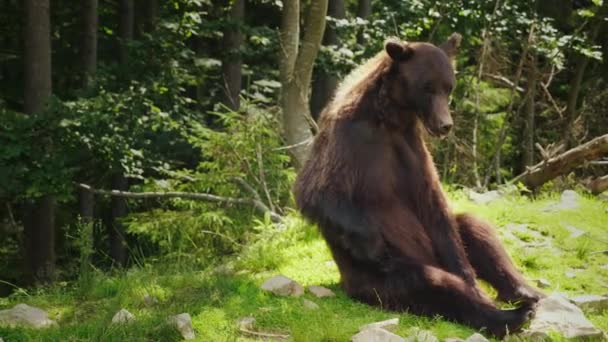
[308,195,390,265]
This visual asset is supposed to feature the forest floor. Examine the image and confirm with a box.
[1,190,607,341]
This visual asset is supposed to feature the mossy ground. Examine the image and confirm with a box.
[1,190,607,341]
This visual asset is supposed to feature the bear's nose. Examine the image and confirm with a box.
[438,123,453,135]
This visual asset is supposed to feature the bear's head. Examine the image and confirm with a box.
[383,33,461,137]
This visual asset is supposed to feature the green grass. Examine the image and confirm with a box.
[1,190,607,341]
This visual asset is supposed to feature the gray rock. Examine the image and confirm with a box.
[600,264,608,270]
[260,275,304,297]
[111,309,135,324]
[565,270,577,278]
[464,333,488,342]
[563,224,585,238]
[442,339,464,342]
[352,328,406,342]
[544,190,580,211]
[405,329,438,342]
[359,318,399,332]
[1,336,3,342]
[536,278,551,289]
[143,294,159,306]
[168,313,195,340]
[237,316,256,330]
[303,299,320,310]
[524,293,604,340]
[571,294,608,312]
[504,223,545,241]
[308,285,335,298]
[0,304,57,328]
[468,190,501,205]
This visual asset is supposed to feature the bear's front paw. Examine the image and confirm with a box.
[497,284,545,304]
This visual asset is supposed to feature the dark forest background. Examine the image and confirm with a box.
[1,0,606,292]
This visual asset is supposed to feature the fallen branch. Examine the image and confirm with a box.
[483,73,525,93]
[510,134,608,189]
[272,137,313,151]
[75,183,282,222]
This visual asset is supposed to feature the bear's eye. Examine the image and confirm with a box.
[445,83,454,94]
[423,84,435,94]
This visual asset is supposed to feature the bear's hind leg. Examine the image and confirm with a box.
[455,213,544,304]
[357,264,534,337]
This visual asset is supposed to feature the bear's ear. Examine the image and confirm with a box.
[440,32,462,59]
[384,38,414,62]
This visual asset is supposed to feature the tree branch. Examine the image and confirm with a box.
[75,183,282,222]
[510,134,608,189]
[483,73,525,93]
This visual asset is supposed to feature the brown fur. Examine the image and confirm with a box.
[294,34,543,337]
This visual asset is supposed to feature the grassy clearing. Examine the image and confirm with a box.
[1,190,607,341]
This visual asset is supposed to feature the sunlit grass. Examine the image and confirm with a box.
[0,190,606,341]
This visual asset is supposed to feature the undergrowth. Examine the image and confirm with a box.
[0,190,607,341]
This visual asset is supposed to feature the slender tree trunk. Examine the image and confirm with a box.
[23,197,55,283]
[194,37,206,112]
[523,53,538,168]
[110,174,128,266]
[78,187,95,223]
[472,0,501,189]
[221,0,244,110]
[118,0,134,64]
[356,0,371,44]
[134,0,158,37]
[81,0,97,88]
[144,0,159,33]
[563,23,601,148]
[23,0,54,284]
[486,23,535,186]
[280,0,328,168]
[109,0,134,266]
[310,0,344,119]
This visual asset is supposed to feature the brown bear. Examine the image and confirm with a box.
[294,33,543,337]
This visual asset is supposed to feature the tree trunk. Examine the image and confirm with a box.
[221,0,244,110]
[23,196,55,284]
[522,53,537,168]
[280,0,328,168]
[118,0,134,64]
[356,0,371,44]
[110,0,134,266]
[81,0,98,88]
[143,0,159,33]
[24,0,52,115]
[110,174,128,266]
[562,23,601,148]
[512,134,608,190]
[78,186,95,223]
[486,23,535,186]
[23,0,55,284]
[310,0,345,119]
